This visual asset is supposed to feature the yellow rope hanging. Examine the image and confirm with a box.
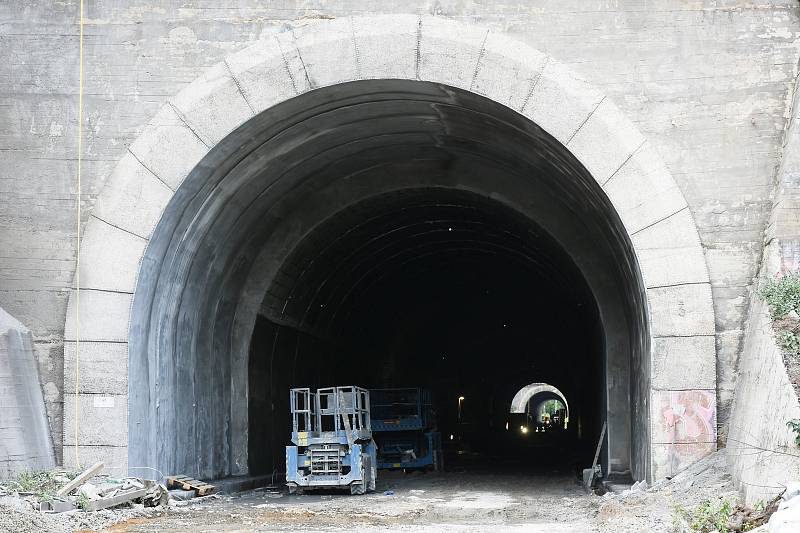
[74,0,84,468]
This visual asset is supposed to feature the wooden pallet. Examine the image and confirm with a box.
[166,475,216,496]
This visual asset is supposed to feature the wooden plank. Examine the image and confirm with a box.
[56,461,104,496]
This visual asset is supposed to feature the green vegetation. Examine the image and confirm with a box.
[76,491,91,510]
[758,272,800,356]
[0,469,86,503]
[0,470,65,500]
[675,498,733,532]
[787,419,800,447]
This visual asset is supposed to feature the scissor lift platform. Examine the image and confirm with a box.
[370,388,442,471]
[286,386,377,495]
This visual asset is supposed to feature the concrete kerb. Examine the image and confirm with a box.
[65,14,716,479]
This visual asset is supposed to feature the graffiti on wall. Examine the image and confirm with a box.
[653,389,717,477]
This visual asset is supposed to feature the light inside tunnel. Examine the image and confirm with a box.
[127,79,650,484]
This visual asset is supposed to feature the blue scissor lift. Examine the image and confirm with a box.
[286,386,377,495]
[370,388,443,471]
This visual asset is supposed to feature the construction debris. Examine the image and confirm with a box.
[55,461,103,496]
[0,467,218,532]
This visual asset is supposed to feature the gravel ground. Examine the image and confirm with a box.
[1,451,737,533]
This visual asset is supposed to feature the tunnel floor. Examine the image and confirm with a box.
[111,470,598,532]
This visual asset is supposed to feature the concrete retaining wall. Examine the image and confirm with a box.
[726,244,800,505]
[0,307,54,478]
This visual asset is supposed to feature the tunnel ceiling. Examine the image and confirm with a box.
[262,188,595,337]
[129,79,648,481]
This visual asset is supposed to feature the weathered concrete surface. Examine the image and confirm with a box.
[726,66,800,504]
[0,307,55,478]
[726,246,800,505]
[1,1,799,463]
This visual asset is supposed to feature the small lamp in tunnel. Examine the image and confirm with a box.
[458,396,465,421]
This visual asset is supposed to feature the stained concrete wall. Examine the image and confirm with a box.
[1,1,800,462]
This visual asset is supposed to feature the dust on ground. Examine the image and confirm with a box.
[2,451,738,533]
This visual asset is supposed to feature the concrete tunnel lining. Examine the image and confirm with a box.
[63,15,717,484]
[128,80,646,480]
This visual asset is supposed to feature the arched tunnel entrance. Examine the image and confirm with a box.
[128,79,649,484]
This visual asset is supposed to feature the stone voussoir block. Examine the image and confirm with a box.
[417,15,488,91]
[64,341,128,395]
[648,283,715,337]
[520,59,605,146]
[170,61,255,147]
[62,445,128,473]
[651,441,717,479]
[63,393,128,447]
[603,140,688,234]
[225,36,308,115]
[290,17,357,89]
[471,31,549,111]
[128,104,210,191]
[567,97,646,184]
[651,389,717,444]
[352,14,418,80]
[78,217,147,294]
[92,152,174,240]
[64,290,132,342]
[652,336,716,390]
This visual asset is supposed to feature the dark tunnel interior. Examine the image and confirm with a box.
[248,188,605,476]
[128,79,649,483]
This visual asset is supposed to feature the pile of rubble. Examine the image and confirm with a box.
[0,462,216,533]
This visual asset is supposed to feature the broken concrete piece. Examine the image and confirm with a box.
[168,489,196,501]
[39,499,77,512]
[767,485,800,533]
[84,487,149,512]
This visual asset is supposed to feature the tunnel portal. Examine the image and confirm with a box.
[127,79,649,483]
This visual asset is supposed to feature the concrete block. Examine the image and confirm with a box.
[635,245,709,289]
[632,208,703,250]
[632,208,709,288]
[128,104,209,191]
[63,393,127,447]
[290,18,357,88]
[64,290,131,342]
[62,445,128,474]
[64,341,127,395]
[92,152,174,239]
[418,15,488,90]
[171,61,255,147]
[520,59,605,146]
[651,441,716,480]
[471,32,548,111]
[648,283,715,337]
[568,97,646,184]
[603,141,688,233]
[225,37,308,115]
[78,218,146,293]
[652,336,716,390]
[352,14,418,80]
